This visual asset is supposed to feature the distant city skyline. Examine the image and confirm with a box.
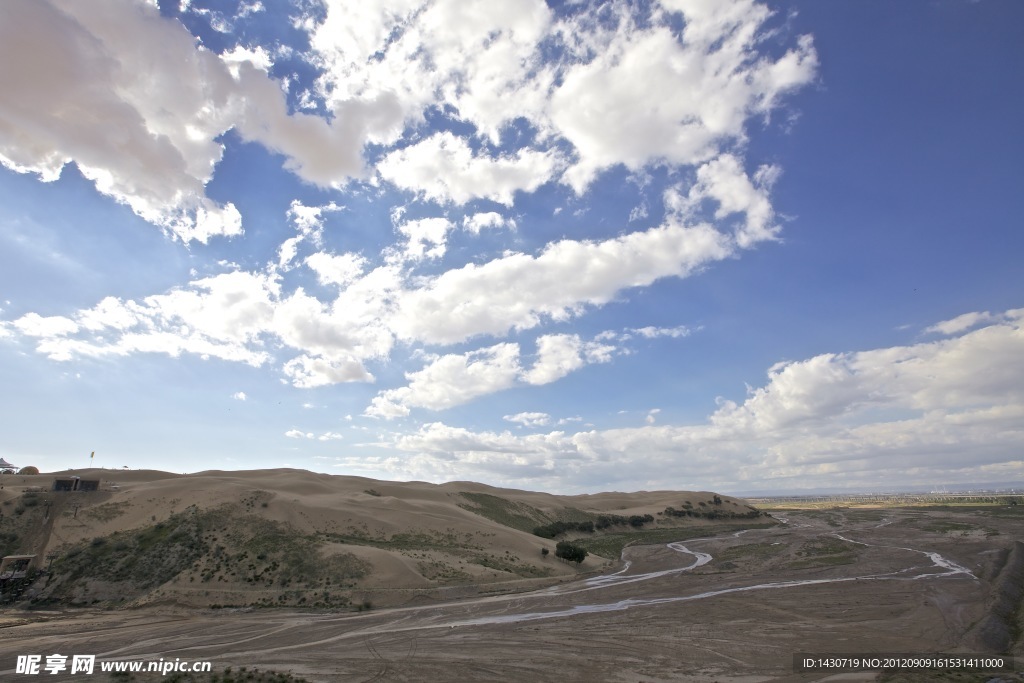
[1,0,1022,494]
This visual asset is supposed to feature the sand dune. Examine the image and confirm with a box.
[1,468,764,610]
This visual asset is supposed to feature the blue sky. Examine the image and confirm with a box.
[1,0,1022,494]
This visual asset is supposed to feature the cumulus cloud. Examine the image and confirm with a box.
[504,412,551,427]
[282,354,374,388]
[367,333,617,417]
[523,334,615,385]
[2,0,819,407]
[464,212,516,234]
[374,310,1024,491]
[307,0,814,200]
[553,3,816,192]
[0,2,397,242]
[232,391,247,401]
[278,201,343,269]
[377,133,559,206]
[665,154,781,247]
[366,343,522,418]
[305,252,367,286]
[318,432,344,441]
[2,0,815,242]
[2,267,387,385]
[396,217,454,261]
[5,202,733,393]
[392,220,732,345]
[0,0,247,242]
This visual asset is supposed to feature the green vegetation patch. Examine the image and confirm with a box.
[51,508,208,593]
[912,520,998,536]
[47,505,369,607]
[82,500,132,522]
[576,522,778,560]
[715,542,786,563]
[786,536,860,569]
[457,492,551,532]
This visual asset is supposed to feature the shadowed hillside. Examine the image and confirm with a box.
[0,469,772,610]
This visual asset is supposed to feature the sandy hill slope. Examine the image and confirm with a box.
[0,469,770,610]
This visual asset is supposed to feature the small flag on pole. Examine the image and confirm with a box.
[90,451,94,462]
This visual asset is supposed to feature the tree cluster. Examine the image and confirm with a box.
[532,520,594,538]
[554,541,588,564]
[532,513,655,539]
[663,505,762,520]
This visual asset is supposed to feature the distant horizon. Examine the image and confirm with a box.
[9,465,1024,501]
[1,1,1022,495]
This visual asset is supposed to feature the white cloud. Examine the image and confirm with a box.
[396,217,454,261]
[232,391,247,401]
[305,252,367,286]
[282,354,374,388]
[377,133,559,206]
[628,203,649,223]
[318,432,344,441]
[627,325,693,339]
[0,0,246,242]
[308,0,553,145]
[0,2,395,242]
[368,334,616,417]
[235,1,264,20]
[552,3,816,192]
[374,309,1024,491]
[925,311,997,336]
[12,312,79,338]
[366,342,522,417]
[392,220,732,345]
[504,412,551,427]
[665,154,780,248]
[522,334,615,385]
[2,0,814,246]
[8,271,276,365]
[306,0,814,199]
[2,0,821,403]
[286,429,343,441]
[464,212,516,234]
[220,45,273,77]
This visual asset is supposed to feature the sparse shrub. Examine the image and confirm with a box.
[17,466,39,475]
[541,547,549,557]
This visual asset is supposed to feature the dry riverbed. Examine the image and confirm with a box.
[2,506,1021,682]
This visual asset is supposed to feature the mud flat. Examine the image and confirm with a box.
[2,505,1022,682]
